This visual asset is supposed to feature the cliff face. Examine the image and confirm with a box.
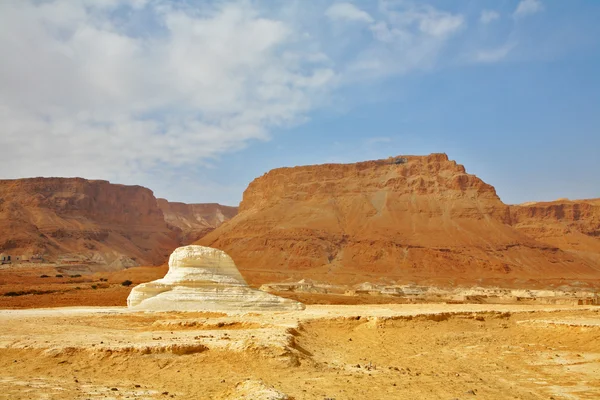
[510,199,600,265]
[199,154,600,286]
[0,178,178,269]
[157,199,238,243]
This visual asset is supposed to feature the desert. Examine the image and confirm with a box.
[1,157,599,398]
[2,1,600,398]
[1,304,599,399]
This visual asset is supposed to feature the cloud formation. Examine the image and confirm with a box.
[329,2,464,79]
[0,0,548,202]
[325,2,373,23]
[474,43,517,63]
[0,1,334,184]
[480,10,500,24]
[514,0,544,18]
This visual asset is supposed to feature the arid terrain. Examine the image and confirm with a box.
[0,304,598,399]
[198,154,600,288]
[1,155,599,399]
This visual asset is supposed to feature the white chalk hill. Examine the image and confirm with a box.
[128,245,305,311]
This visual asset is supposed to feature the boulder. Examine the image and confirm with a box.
[127,245,304,311]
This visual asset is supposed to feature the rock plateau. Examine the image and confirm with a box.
[127,245,305,311]
[0,178,236,270]
[198,154,600,288]
[510,198,600,266]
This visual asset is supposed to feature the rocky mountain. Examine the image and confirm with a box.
[198,154,600,287]
[510,199,600,266]
[0,178,236,270]
[157,199,238,244]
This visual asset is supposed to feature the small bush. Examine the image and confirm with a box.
[4,291,22,297]
[40,274,50,278]
[99,278,108,282]
[91,285,97,290]
[121,280,133,287]
[69,274,82,278]
[55,274,63,278]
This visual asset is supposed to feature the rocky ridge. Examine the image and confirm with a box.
[157,199,237,244]
[198,154,600,288]
[0,178,236,270]
[510,198,600,265]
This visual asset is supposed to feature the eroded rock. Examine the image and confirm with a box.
[127,245,304,311]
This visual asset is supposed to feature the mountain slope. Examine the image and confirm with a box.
[0,178,237,270]
[157,199,238,243]
[198,154,600,287]
[510,198,600,266]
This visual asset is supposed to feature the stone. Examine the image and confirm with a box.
[127,245,305,311]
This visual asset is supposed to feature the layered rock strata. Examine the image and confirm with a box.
[127,245,305,311]
[510,198,600,265]
[198,154,600,287]
[0,178,179,269]
[0,178,237,270]
[157,199,238,244]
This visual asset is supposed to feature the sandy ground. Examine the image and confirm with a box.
[0,304,599,399]
[0,264,167,308]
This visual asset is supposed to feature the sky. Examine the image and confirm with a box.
[1,0,599,206]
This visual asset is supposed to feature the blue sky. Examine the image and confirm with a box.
[0,0,599,205]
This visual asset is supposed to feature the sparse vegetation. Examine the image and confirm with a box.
[55,274,63,278]
[91,285,97,289]
[99,278,108,282]
[4,289,58,297]
[121,280,133,287]
[40,274,50,278]
[69,274,82,278]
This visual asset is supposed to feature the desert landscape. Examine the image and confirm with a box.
[0,155,600,399]
[1,1,599,397]
[0,155,599,399]
[1,305,599,399]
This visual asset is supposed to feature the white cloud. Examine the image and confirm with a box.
[0,0,335,189]
[514,0,544,18]
[0,0,468,202]
[474,43,517,63]
[480,10,500,24]
[325,2,373,23]
[346,3,465,79]
[415,11,464,37]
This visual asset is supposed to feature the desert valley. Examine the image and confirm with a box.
[0,154,599,399]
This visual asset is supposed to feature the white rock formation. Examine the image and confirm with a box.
[127,245,304,311]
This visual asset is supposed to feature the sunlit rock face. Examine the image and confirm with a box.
[127,245,304,311]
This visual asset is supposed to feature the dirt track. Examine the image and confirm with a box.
[1,304,599,399]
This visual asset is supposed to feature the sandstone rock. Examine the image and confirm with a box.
[127,245,305,311]
[0,178,237,270]
[0,177,179,269]
[510,198,600,265]
[198,154,600,288]
[157,199,237,244]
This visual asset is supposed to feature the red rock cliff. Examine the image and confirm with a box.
[510,199,600,265]
[0,178,179,269]
[157,199,238,243]
[199,154,600,287]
